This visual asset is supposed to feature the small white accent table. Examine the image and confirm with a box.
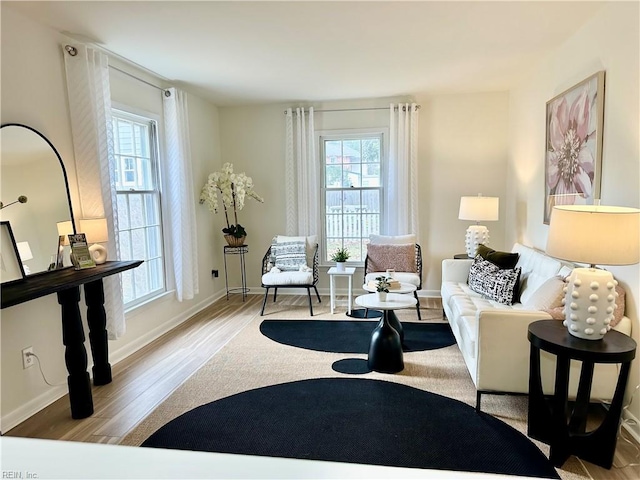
[327,266,356,314]
[355,293,418,373]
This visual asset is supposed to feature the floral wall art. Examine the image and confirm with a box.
[544,71,605,224]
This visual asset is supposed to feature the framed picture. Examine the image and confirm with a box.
[0,221,26,284]
[544,71,605,224]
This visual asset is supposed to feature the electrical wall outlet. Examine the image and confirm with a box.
[212,269,219,278]
[22,347,35,369]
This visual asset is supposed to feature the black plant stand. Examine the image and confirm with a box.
[223,245,249,301]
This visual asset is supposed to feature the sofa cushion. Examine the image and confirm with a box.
[468,256,521,305]
[522,275,565,310]
[365,272,420,287]
[366,243,416,273]
[477,244,519,269]
[262,270,313,286]
[512,244,566,303]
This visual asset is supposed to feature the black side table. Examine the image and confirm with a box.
[453,253,471,259]
[527,320,636,469]
[223,245,249,301]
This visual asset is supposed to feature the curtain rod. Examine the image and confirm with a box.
[109,65,171,97]
[63,45,171,96]
[283,105,421,114]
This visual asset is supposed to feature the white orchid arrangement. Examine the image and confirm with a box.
[199,163,264,238]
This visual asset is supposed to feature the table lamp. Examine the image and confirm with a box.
[16,241,33,275]
[79,218,109,264]
[458,195,499,258]
[546,204,640,340]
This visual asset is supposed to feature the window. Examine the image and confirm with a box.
[321,132,383,263]
[112,110,165,307]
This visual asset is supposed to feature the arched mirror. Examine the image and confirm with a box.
[0,124,76,277]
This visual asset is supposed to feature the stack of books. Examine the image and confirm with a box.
[367,279,401,290]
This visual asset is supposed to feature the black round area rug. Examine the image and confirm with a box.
[142,378,558,478]
[259,320,456,353]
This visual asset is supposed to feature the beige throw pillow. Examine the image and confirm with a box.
[366,244,416,273]
[523,275,566,311]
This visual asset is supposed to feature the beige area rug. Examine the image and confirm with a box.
[121,301,589,480]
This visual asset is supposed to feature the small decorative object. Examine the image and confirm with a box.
[0,221,25,283]
[375,275,391,302]
[79,218,109,264]
[544,71,605,224]
[458,194,499,258]
[200,163,263,246]
[330,247,350,272]
[546,204,639,340]
[67,233,96,270]
[385,268,395,279]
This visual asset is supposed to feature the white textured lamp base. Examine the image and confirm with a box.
[89,244,108,264]
[562,267,618,340]
[465,225,490,258]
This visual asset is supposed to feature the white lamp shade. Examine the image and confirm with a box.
[56,220,74,246]
[79,218,109,244]
[16,241,33,261]
[458,196,499,222]
[546,205,640,266]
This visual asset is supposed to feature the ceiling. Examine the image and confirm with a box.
[4,1,606,106]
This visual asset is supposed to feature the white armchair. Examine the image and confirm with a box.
[363,234,423,319]
[260,235,321,316]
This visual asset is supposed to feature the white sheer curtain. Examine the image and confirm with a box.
[284,107,319,236]
[163,88,199,301]
[385,103,420,236]
[63,44,124,339]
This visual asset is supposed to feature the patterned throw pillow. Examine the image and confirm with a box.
[468,255,521,305]
[272,241,307,271]
[366,243,416,273]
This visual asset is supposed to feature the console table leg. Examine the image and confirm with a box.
[84,279,112,386]
[57,287,93,419]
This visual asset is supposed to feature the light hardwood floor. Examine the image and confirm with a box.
[6,294,639,479]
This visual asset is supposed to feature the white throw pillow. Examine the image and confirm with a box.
[369,234,416,245]
[276,235,317,265]
[522,275,566,310]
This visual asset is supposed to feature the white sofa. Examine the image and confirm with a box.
[441,243,632,411]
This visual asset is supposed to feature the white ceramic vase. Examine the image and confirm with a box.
[377,291,388,302]
[335,261,345,272]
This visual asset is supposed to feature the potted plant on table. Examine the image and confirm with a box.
[375,275,391,302]
[199,163,264,246]
[330,247,350,272]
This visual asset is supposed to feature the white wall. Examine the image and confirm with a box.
[1,6,224,430]
[507,2,640,428]
[218,94,510,294]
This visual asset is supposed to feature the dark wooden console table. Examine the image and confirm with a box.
[1,260,143,419]
[527,319,636,469]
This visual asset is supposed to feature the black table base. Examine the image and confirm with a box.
[368,312,404,373]
[527,320,636,469]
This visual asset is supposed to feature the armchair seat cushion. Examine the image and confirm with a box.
[365,271,420,287]
[262,270,313,286]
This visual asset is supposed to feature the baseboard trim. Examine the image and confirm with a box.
[622,408,640,444]
[1,291,224,434]
[1,385,68,434]
[109,291,223,365]
[246,286,441,299]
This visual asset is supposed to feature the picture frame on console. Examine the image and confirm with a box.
[0,221,26,284]
[543,70,605,224]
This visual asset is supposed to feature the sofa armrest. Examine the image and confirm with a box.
[442,259,473,283]
[474,309,552,392]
